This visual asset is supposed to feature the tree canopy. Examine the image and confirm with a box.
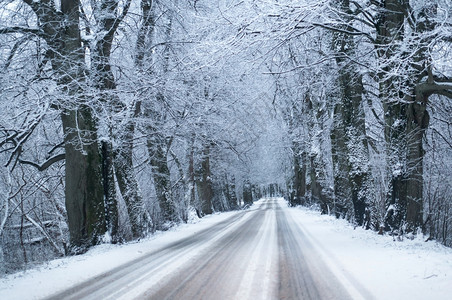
[0,0,451,273]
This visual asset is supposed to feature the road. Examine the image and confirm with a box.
[46,198,355,300]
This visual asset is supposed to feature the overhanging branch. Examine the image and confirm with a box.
[0,26,43,37]
[108,0,133,39]
[416,81,452,98]
[310,22,375,43]
[19,153,65,171]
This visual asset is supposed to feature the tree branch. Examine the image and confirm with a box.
[432,128,452,149]
[416,81,452,98]
[48,142,65,156]
[109,0,133,39]
[310,22,376,43]
[3,37,28,70]
[19,153,65,171]
[0,26,43,36]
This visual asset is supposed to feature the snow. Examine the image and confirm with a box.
[234,204,278,299]
[0,211,238,300]
[1,198,452,300]
[286,202,452,300]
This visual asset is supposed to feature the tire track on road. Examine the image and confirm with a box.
[142,201,275,299]
[45,205,260,300]
[46,199,364,300]
[276,201,353,300]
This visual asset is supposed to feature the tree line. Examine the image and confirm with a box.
[0,0,274,273]
[0,0,451,274]
[246,0,452,240]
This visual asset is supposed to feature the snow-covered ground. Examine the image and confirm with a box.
[1,198,451,299]
[287,203,452,300]
[0,210,240,300]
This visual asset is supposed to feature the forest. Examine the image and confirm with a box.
[0,0,451,274]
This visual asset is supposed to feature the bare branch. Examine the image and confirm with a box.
[48,142,65,156]
[432,128,452,149]
[0,26,43,36]
[416,81,452,98]
[310,22,375,43]
[3,37,28,70]
[108,0,133,40]
[19,153,65,171]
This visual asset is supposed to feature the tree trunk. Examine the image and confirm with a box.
[306,95,330,214]
[405,94,429,230]
[187,135,196,208]
[33,0,107,251]
[101,141,118,242]
[90,0,149,239]
[309,155,328,214]
[224,175,238,210]
[330,107,352,218]
[243,179,253,206]
[148,130,176,224]
[402,2,437,232]
[62,110,105,251]
[334,67,369,225]
[330,0,370,225]
[116,125,152,237]
[292,142,307,207]
[376,0,409,231]
[376,0,438,233]
[196,144,213,215]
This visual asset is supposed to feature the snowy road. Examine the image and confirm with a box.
[45,198,356,300]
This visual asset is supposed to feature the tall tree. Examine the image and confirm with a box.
[375,0,452,231]
[89,0,151,239]
[330,0,370,225]
[23,0,106,251]
[136,0,178,224]
[196,142,214,215]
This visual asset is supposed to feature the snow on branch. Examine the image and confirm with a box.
[310,22,375,43]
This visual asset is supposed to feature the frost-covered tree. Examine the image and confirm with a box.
[1,0,451,275]
[0,0,108,251]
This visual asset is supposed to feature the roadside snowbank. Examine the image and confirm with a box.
[0,210,240,300]
[287,202,452,300]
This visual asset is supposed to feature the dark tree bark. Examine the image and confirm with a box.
[90,0,149,239]
[101,141,118,241]
[291,142,307,207]
[375,0,409,231]
[21,0,107,250]
[187,134,197,209]
[135,0,178,225]
[306,95,330,214]
[147,128,177,224]
[196,143,213,215]
[403,3,437,232]
[116,130,151,237]
[224,175,238,210]
[330,1,370,225]
[242,179,253,206]
[374,0,451,232]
